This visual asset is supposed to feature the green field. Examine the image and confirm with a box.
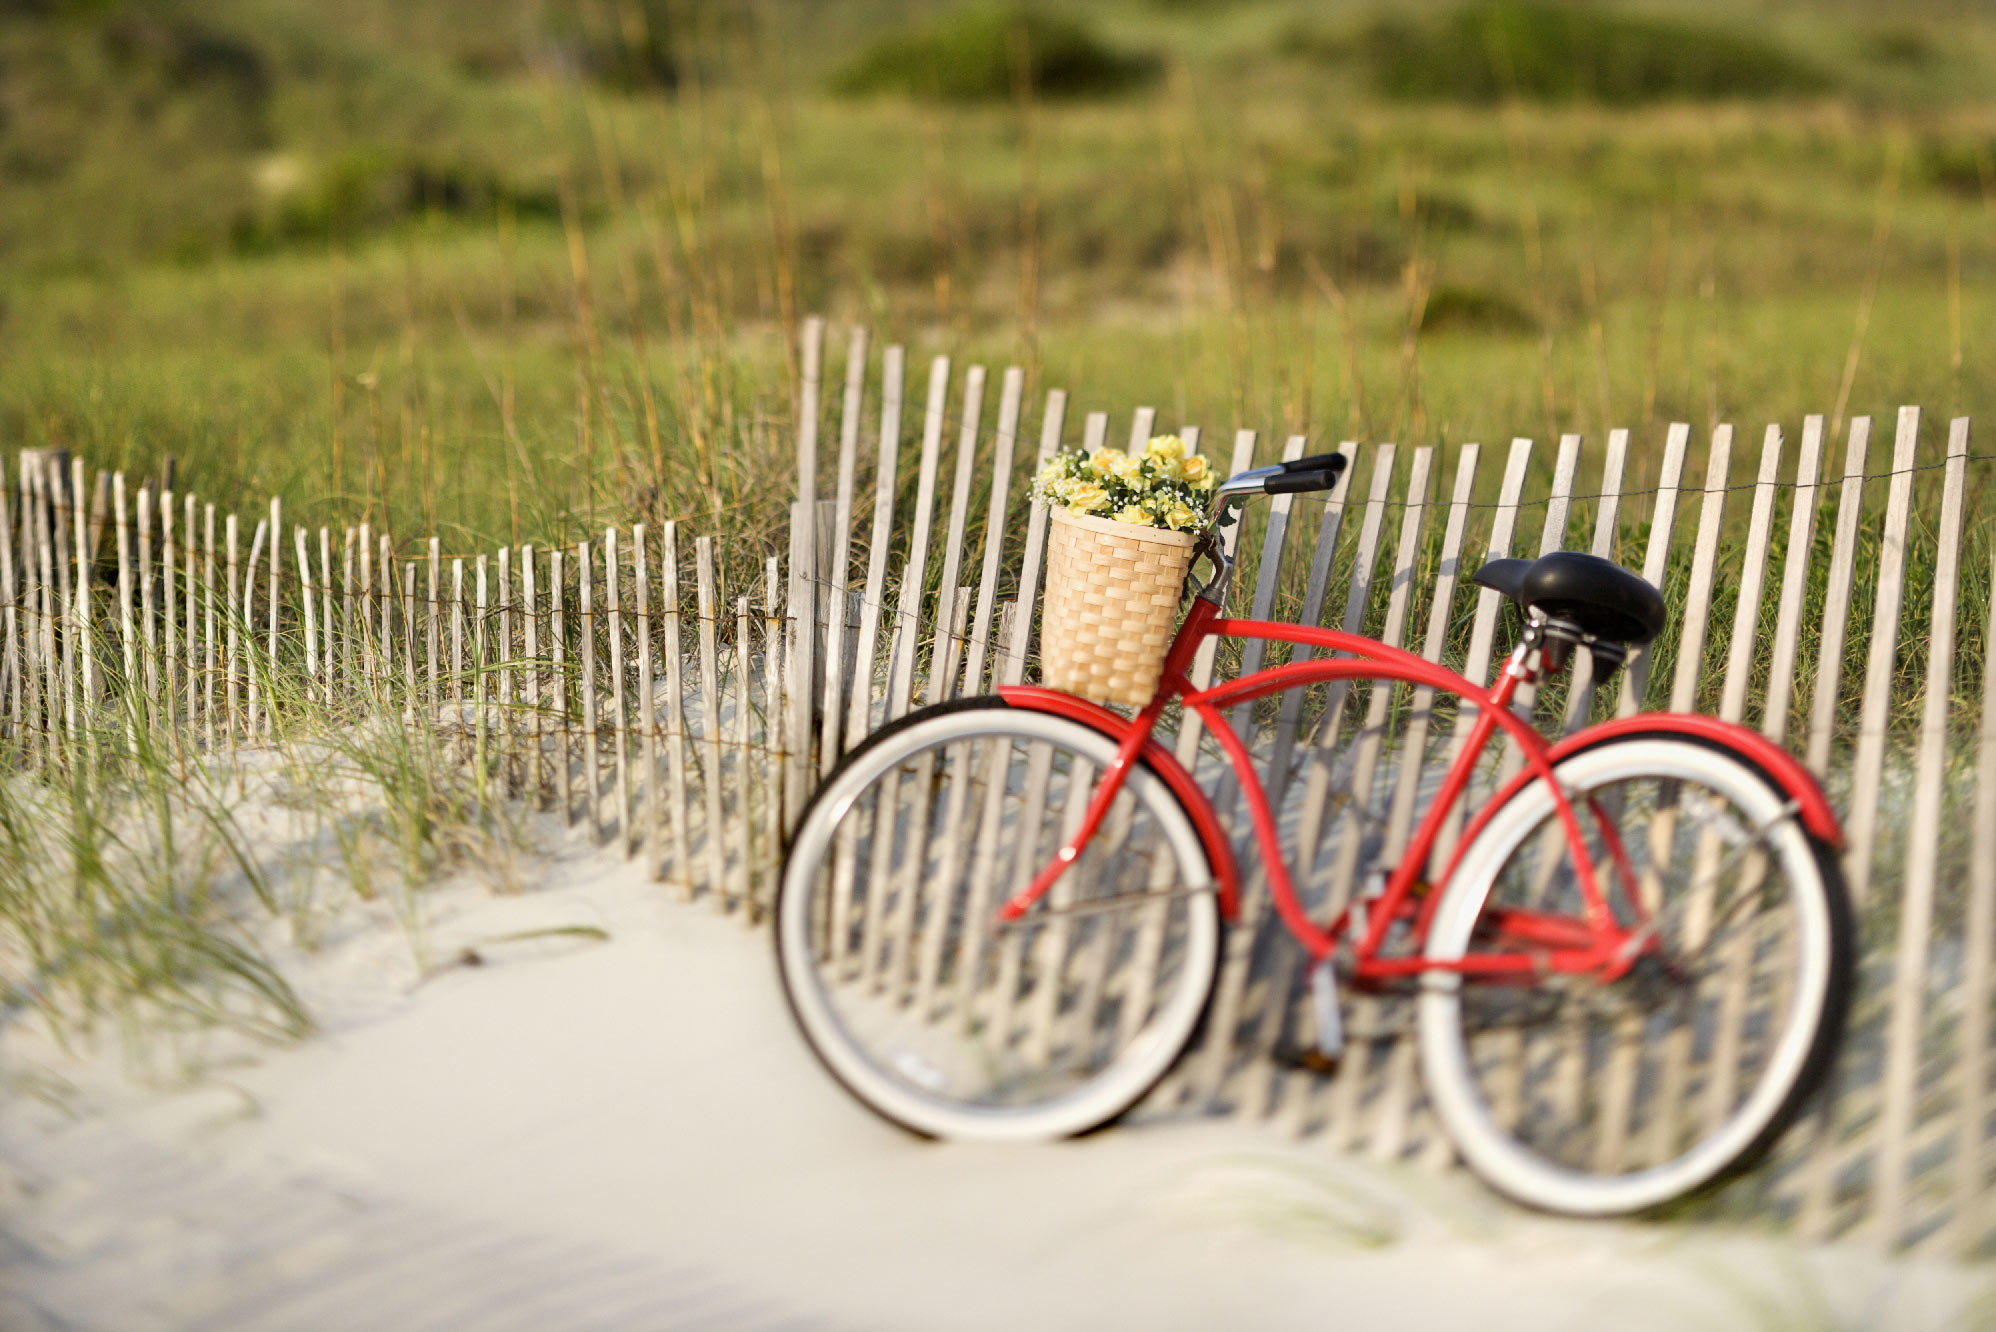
[4,0,1995,550]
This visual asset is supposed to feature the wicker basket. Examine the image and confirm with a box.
[1040,506,1198,706]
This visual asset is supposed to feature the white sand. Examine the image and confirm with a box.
[2,818,1986,1331]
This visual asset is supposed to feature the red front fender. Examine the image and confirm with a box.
[996,686,1241,921]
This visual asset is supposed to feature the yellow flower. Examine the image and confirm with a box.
[1180,455,1214,489]
[1066,481,1110,513]
[1089,448,1126,476]
[1113,503,1153,526]
[1109,451,1145,483]
[1151,454,1184,482]
[1145,434,1186,463]
[1165,503,1199,530]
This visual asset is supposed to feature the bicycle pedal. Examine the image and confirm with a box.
[1270,1041,1342,1076]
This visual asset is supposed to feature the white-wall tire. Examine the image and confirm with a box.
[776,700,1221,1142]
[1419,735,1850,1217]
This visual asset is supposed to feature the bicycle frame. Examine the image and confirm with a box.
[994,593,1843,987]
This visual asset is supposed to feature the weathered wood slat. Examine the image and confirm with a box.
[928,366,987,707]
[225,514,241,743]
[1615,422,1692,717]
[552,546,572,827]
[1559,428,1631,734]
[886,357,951,722]
[962,367,1024,697]
[697,535,728,906]
[818,326,868,773]
[1000,390,1066,682]
[242,520,266,738]
[634,528,659,869]
[474,554,490,780]
[1719,426,1787,726]
[786,318,826,828]
[204,507,217,749]
[1845,406,1923,903]
[661,524,693,889]
[1873,415,1970,1245]
[734,593,756,913]
[577,541,601,839]
[1665,424,1736,715]
[182,496,196,726]
[1762,416,1826,745]
[136,487,157,722]
[845,346,904,750]
[605,528,630,849]
[1804,417,1875,773]
[764,555,786,904]
[521,548,541,804]
[450,556,466,709]
[77,463,96,725]
[497,545,514,791]
[113,477,136,738]
[403,561,419,720]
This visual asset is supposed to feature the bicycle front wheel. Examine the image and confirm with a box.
[776,698,1221,1142]
[1419,734,1853,1216]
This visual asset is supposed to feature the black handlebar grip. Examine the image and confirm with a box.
[1263,466,1341,495]
[1277,453,1347,476]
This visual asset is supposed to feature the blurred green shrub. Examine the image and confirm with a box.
[1922,138,1995,198]
[831,6,1159,101]
[228,148,562,254]
[1420,285,1538,336]
[1303,2,1832,106]
[539,0,685,92]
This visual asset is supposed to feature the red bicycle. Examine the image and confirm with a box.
[776,453,1853,1216]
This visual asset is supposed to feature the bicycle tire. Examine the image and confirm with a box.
[776,697,1222,1141]
[1418,733,1853,1216]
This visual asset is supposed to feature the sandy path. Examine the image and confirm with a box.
[1,828,1984,1331]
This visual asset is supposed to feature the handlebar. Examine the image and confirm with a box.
[1190,450,1350,605]
[1276,453,1347,476]
[1264,465,1343,495]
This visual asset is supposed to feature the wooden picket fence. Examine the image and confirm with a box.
[4,317,1994,1253]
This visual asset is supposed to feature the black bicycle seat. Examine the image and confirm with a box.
[1472,552,1665,647]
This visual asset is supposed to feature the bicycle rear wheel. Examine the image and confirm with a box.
[1419,734,1852,1216]
[776,699,1221,1141]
